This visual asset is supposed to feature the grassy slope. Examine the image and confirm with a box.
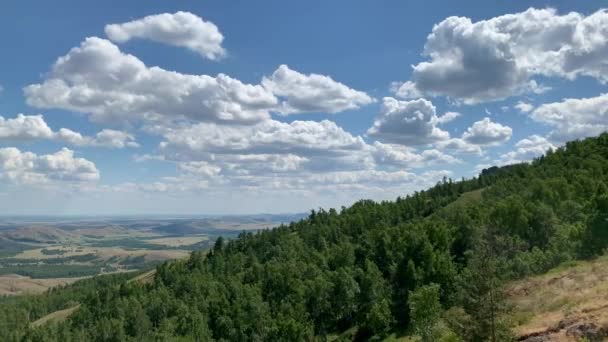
[127,269,156,285]
[31,305,80,328]
[440,188,484,211]
[370,256,608,342]
[508,255,608,341]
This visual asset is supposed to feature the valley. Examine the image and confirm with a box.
[0,215,302,296]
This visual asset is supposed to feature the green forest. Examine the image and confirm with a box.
[2,133,608,341]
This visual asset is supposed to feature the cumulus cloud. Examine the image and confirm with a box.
[300,169,451,189]
[160,119,366,159]
[515,101,534,113]
[437,111,461,124]
[462,117,512,145]
[530,93,608,142]
[24,39,370,127]
[498,135,556,164]
[57,128,139,148]
[367,97,449,146]
[22,36,452,193]
[262,64,374,114]
[435,138,483,155]
[0,147,99,185]
[0,114,54,140]
[154,114,458,184]
[105,11,225,60]
[0,114,137,148]
[177,161,222,177]
[371,142,459,168]
[228,154,309,173]
[390,81,422,100]
[24,37,278,125]
[406,8,608,103]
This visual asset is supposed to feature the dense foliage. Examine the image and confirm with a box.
[4,133,608,341]
[0,273,135,341]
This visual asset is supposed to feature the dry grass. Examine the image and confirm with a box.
[0,275,85,296]
[128,269,156,285]
[11,246,189,262]
[31,305,80,327]
[93,247,189,261]
[145,235,208,247]
[12,246,93,259]
[508,255,608,341]
[73,226,157,239]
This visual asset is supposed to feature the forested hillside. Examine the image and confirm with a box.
[3,133,608,341]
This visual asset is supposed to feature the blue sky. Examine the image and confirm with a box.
[0,0,607,215]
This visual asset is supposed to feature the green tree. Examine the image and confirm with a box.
[358,260,393,337]
[457,237,511,342]
[582,194,608,257]
[409,283,442,342]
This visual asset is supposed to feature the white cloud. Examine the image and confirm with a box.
[24,37,278,126]
[390,81,422,99]
[437,111,461,124]
[0,114,54,140]
[0,114,137,148]
[217,154,311,175]
[515,101,534,113]
[300,169,449,189]
[407,8,608,103]
[92,129,139,148]
[177,161,222,177]
[21,35,454,196]
[367,97,449,146]
[58,128,139,148]
[24,39,369,127]
[160,119,366,159]
[262,64,374,115]
[498,135,556,164]
[105,11,225,60]
[154,115,458,185]
[435,138,483,155]
[371,141,459,168]
[0,147,99,185]
[530,93,608,142]
[157,118,380,177]
[462,117,512,145]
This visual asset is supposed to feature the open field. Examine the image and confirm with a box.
[0,275,85,296]
[145,235,208,247]
[11,246,189,261]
